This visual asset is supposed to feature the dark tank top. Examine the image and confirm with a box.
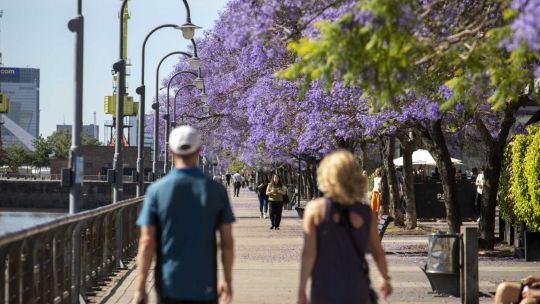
[311,198,372,304]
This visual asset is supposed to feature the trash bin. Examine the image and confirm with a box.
[421,232,461,296]
[427,232,460,274]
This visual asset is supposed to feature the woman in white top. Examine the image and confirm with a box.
[370,168,383,220]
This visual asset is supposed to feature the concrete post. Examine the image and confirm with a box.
[461,226,479,304]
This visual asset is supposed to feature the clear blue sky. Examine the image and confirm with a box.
[0,0,227,138]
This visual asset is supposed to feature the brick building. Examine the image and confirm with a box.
[50,146,154,177]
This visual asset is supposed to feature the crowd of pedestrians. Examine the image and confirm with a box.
[133,125,424,304]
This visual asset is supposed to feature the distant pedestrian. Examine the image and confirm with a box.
[297,150,392,304]
[134,125,235,304]
[225,172,232,188]
[475,167,485,222]
[233,172,242,197]
[266,174,287,230]
[257,175,269,219]
[370,168,383,220]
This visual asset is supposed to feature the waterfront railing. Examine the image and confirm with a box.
[0,197,143,303]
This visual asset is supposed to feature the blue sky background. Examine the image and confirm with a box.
[0,0,227,139]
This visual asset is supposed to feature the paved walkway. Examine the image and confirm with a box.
[100,188,540,303]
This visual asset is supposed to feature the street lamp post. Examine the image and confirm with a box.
[67,0,84,213]
[153,49,198,177]
[169,83,197,171]
[111,0,129,204]
[163,70,198,172]
[136,30,201,194]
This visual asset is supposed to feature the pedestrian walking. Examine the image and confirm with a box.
[370,168,383,220]
[266,174,287,230]
[134,126,235,304]
[233,171,242,197]
[225,172,232,188]
[475,167,485,222]
[297,150,392,304]
[257,175,269,219]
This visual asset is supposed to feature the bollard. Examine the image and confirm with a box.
[460,226,479,304]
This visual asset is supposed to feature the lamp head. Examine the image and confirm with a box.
[178,23,202,40]
[194,77,205,90]
[188,57,202,70]
[200,92,209,103]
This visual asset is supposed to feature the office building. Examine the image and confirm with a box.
[56,124,100,140]
[0,67,40,149]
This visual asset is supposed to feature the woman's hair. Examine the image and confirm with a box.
[375,168,383,177]
[270,174,282,187]
[317,150,368,205]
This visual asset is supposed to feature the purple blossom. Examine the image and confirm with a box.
[506,0,540,51]
[438,84,453,100]
[455,102,464,113]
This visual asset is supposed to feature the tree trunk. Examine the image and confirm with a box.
[359,141,368,171]
[382,136,404,226]
[379,141,390,216]
[475,100,522,249]
[418,120,462,233]
[397,131,417,229]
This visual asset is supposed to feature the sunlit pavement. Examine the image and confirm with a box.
[100,187,540,303]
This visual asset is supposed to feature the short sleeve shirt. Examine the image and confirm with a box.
[137,167,234,301]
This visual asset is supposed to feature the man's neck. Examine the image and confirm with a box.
[173,158,197,169]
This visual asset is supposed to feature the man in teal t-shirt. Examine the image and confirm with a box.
[134,126,235,304]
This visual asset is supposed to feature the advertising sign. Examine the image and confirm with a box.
[0,68,20,81]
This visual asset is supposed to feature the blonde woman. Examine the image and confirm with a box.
[266,174,287,230]
[298,151,392,304]
[371,168,383,220]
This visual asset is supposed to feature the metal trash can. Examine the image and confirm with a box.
[421,232,461,296]
[427,232,460,274]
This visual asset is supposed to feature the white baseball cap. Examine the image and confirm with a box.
[169,125,202,156]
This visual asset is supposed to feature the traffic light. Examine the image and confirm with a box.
[0,92,10,114]
[104,95,138,116]
[104,95,115,114]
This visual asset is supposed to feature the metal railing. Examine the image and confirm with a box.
[0,197,143,304]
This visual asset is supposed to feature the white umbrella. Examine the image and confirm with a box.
[393,149,463,166]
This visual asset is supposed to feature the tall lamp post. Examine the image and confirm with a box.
[136,29,201,196]
[170,83,196,170]
[153,47,200,177]
[110,0,129,204]
[163,70,199,172]
[67,0,84,213]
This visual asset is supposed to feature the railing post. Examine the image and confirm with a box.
[460,226,479,304]
[115,209,124,268]
[70,223,82,304]
[0,249,6,304]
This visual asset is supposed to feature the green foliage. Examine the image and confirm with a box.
[47,129,101,159]
[30,135,52,168]
[523,127,540,230]
[280,0,539,113]
[498,142,515,222]
[227,156,246,173]
[4,145,30,171]
[510,126,540,231]
[279,0,423,108]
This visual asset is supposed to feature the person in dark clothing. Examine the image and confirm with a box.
[266,174,287,230]
[432,167,440,180]
[257,175,269,219]
[225,172,231,188]
[298,150,392,304]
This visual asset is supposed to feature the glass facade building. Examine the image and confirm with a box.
[0,67,40,148]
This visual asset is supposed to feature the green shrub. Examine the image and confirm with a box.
[510,125,540,231]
